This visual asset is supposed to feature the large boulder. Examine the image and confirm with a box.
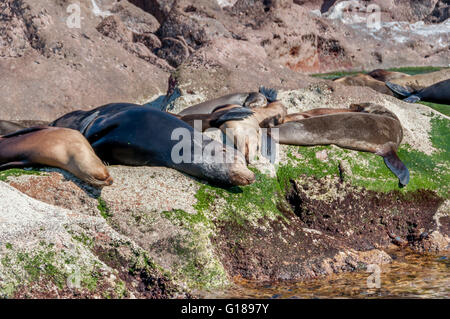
[0,0,169,121]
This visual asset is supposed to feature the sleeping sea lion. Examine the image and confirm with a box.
[178,86,278,116]
[50,103,255,186]
[0,127,113,187]
[272,103,410,186]
[367,69,410,82]
[333,73,395,96]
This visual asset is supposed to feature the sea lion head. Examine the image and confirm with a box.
[67,132,114,187]
[243,92,268,109]
[224,148,256,186]
[200,137,255,186]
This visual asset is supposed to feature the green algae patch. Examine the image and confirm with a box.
[419,101,450,117]
[387,66,447,76]
[0,241,109,298]
[195,171,287,226]
[161,209,229,290]
[311,66,447,79]
[97,197,113,219]
[276,116,449,198]
[0,168,42,181]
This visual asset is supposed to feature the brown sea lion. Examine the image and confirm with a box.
[172,107,254,131]
[333,73,395,96]
[272,103,409,186]
[219,113,261,164]
[214,101,287,163]
[284,108,356,122]
[178,87,278,116]
[389,68,450,91]
[0,127,113,187]
[367,69,410,82]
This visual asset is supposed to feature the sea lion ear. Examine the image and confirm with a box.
[382,149,410,187]
[259,86,278,102]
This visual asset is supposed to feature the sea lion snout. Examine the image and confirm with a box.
[228,164,256,186]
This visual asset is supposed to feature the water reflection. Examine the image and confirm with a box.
[207,249,449,299]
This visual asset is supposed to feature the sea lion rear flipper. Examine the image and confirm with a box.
[259,86,278,102]
[0,160,31,170]
[210,107,254,127]
[385,82,413,98]
[403,95,421,103]
[382,149,410,187]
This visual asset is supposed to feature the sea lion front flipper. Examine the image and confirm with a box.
[79,111,100,134]
[382,149,410,187]
[210,107,254,127]
[403,95,421,103]
[385,82,413,98]
[0,160,32,170]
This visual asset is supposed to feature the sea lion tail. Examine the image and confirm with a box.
[382,148,410,187]
[403,95,421,103]
[385,82,413,98]
[210,107,254,127]
[259,86,278,102]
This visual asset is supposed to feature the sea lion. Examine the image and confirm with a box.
[0,120,50,135]
[389,68,450,91]
[386,79,450,104]
[284,108,356,122]
[367,69,410,82]
[272,103,409,186]
[172,107,255,131]
[178,87,278,116]
[51,103,255,186]
[0,127,113,187]
[333,73,395,96]
[219,111,262,163]
[214,101,287,163]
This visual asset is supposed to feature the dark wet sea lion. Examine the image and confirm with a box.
[367,69,410,82]
[0,127,113,187]
[386,79,450,104]
[333,73,395,96]
[272,103,409,186]
[51,103,255,186]
[0,120,50,135]
[178,87,278,116]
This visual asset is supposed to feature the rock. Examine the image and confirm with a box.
[0,181,187,298]
[0,0,169,121]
